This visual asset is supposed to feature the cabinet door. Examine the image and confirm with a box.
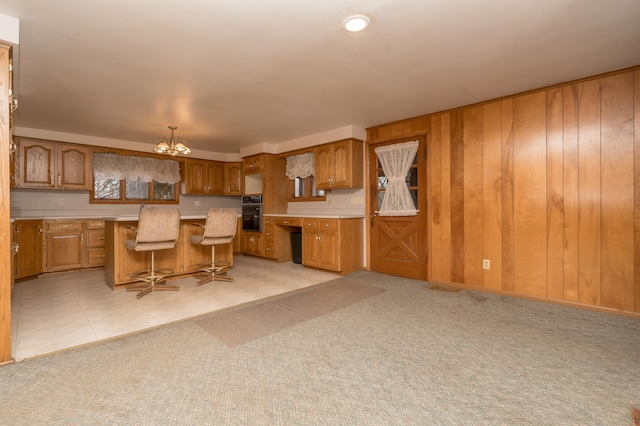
[314,144,333,188]
[16,139,55,188]
[47,231,84,272]
[329,140,352,188]
[302,229,320,267]
[208,161,225,194]
[318,231,340,271]
[243,154,263,173]
[224,162,243,195]
[241,232,263,256]
[9,146,15,188]
[14,220,43,278]
[57,143,91,189]
[183,158,207,194]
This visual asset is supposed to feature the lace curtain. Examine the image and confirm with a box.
[285,152,315,180]
[92,153,181,184]
[374,140,419,216]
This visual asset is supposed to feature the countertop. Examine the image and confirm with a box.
[263,213,365,219]
[104,215,207,222]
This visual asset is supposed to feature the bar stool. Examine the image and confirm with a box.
[190,208,238,285]
[125,208,181,299]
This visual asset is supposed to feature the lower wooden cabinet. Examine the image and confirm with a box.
[256,216,363,275]
[85,219,106,268]
[14,219,43,279]
[302,219,341,271]
[45,219,85,272]
[241,231,263,256]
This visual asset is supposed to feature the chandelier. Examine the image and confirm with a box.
[154,125,191,156]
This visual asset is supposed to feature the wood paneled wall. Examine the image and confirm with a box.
[367,66,640,316]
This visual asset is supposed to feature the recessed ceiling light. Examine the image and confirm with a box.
[343,15,370,32]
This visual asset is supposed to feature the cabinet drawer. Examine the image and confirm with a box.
[263,226,274,242]
[45,219,84,232]
[264,218,274,227]
[302,218,320,231]
[275,217,301,227]
[86,219,105,229]
[319,219,339,232]
[263,241,276,258]
[87,248,106,267]
[86,229,106,248]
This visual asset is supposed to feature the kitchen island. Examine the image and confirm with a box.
[104,215,234,289]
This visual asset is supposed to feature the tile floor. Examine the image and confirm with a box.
[10,255,339,362]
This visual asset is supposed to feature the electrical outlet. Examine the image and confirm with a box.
[350,197,364,205]
[58,198,64,206]
[483,259,490,270]
[194,200,201,207]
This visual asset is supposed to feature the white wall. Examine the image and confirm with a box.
[10,189,240,218]
[286,187,365,216]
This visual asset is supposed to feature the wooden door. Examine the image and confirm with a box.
[14,220,43,279]
[17,138,55,188]
[369,136,428,280]
[57,143,91,189]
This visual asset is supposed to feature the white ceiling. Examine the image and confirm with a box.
[1,0,639,154]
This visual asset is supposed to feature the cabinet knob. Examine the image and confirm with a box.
[58,175,61,186]
[50,174,55,186]
[98,254,106,258]
[98,236,106,240]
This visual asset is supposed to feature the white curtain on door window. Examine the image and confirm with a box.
[285,152,315,180]
[92,153,181,184]
[374,140,419,216]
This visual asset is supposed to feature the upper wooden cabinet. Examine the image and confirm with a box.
[224,162,243,195]
[183,158,225,195]
[14,138,92,190]
[243,154,263,174]
[314,138,363,189]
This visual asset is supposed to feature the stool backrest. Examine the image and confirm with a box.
[204,208,238,239]
[137,208,181,243]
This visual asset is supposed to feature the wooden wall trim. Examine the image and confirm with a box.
[0,45,12,364]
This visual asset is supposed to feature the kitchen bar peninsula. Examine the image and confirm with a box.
[104,215,233,289]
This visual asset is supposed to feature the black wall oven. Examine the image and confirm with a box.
[241,195,263,232]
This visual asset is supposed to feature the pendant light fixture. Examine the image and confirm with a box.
[154,125,191,156]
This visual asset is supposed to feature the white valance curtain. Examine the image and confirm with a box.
[285,152,315,180]
[374,140,419,216]
[92,153,181,184]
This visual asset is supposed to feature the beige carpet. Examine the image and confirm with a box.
[196,280,386,347]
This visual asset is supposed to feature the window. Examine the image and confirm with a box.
[285,152,325,202]
[374,140,419,216]
[288,175,326,201]
[91,153,180,204]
